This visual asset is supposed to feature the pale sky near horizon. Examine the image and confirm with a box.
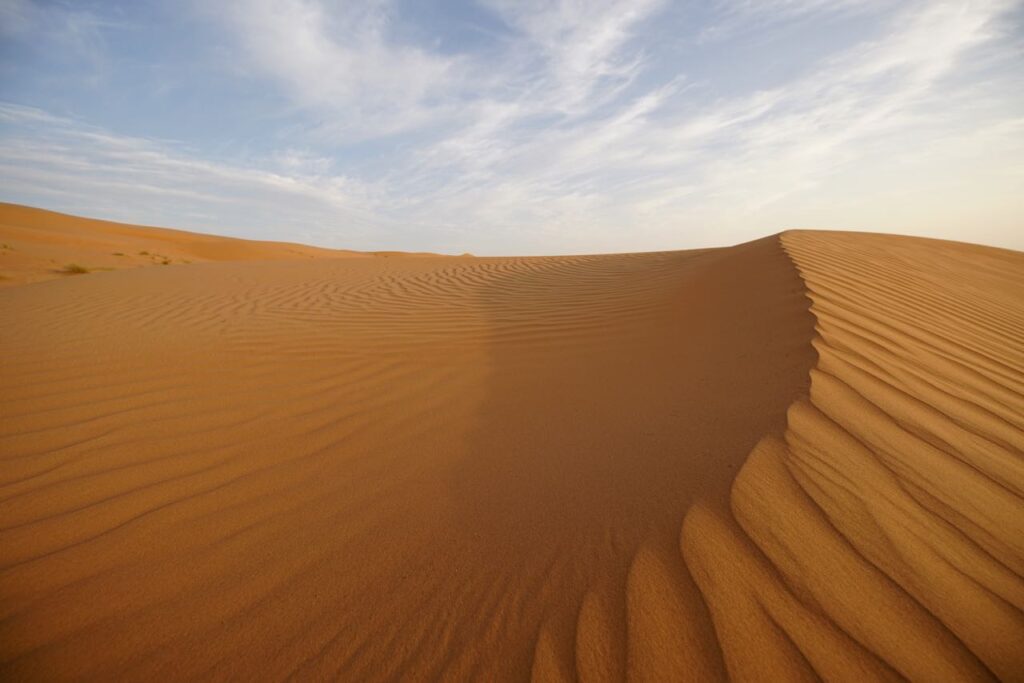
[1,0,1022,254]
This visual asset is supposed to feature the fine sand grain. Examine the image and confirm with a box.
[0,204,1021,680]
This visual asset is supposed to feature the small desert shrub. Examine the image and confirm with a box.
[161,259,170,265]
[112,252,125,256]
[139,250,149,256]
[62,263,90,274]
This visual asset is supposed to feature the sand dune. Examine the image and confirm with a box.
[0,203,368,288]
[681,232,1024,681]
[0,206,1021,681]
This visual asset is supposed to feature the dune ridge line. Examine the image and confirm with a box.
[667,232,1024,681]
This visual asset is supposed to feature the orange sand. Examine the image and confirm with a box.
[0,203,394,288]
[0,204,1021,680]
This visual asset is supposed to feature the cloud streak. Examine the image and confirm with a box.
[0,0,1021,253]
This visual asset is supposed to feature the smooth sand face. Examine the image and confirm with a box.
[1,205,1022,680]
[0,203,359,287]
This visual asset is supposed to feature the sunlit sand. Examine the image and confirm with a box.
[1,204,1022,680]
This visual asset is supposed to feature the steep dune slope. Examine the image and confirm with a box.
[1,218,1021,681]
[0,234,813,680]
[672,231,1024,681]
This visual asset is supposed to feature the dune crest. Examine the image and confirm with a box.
[668,231,1024,681]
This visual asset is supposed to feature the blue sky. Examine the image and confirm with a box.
[1,0,1021,254]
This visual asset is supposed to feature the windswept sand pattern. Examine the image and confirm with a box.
[1,235,814,680]
[660,232,1024,681]
[1,218,1022,681]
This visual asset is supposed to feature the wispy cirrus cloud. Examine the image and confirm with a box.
[208,0,460,139]
[482,0,666,110]
[207,0,668,139]
[0,0,129,89]
[0,103,396,248]
[0,0,1021,253]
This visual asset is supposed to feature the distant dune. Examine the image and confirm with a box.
[0,204,1021,680]
[0,203,446,288]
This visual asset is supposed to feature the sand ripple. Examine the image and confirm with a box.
[1,210,1021,681]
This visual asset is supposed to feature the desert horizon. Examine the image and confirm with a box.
[3,1,1023,680]
[2,201,1022,680]
[5,201,1019,284]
